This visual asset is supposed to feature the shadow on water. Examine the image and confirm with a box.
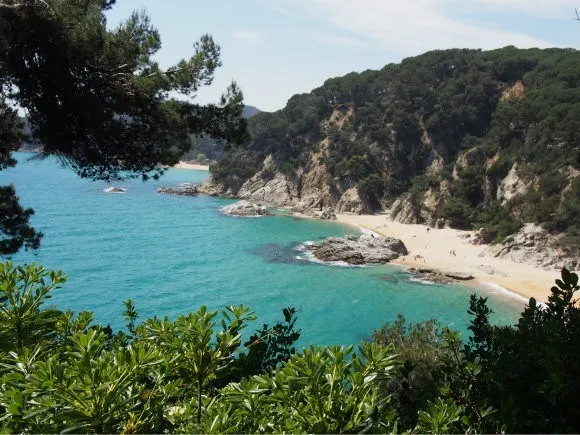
[373,272,400,284]
[251,243,314,265]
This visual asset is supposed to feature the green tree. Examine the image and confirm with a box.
[463,268,580,432]
[0,0,249,254]
[0,262,65,351]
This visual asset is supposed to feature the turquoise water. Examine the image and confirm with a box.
[2,153,523,345]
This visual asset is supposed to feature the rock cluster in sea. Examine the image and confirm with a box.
[408,267,474,284]
[157,184,200,196]
[307,234,408,265]
[104,187,127,193]
[220,200,272,217]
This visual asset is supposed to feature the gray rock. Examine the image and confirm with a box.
[199,176,237,198]
[307,234,408,265]
[220,200,273,217]
[410,269,473,284]
[444,272,474,281]
[105,187,127,193]
[313,207,337,220]
[390,197,423,224]
[157,184,200,196]
[480,223,580,272]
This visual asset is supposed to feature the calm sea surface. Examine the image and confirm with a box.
[2,153,523,345]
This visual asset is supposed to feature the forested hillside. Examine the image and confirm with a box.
[210,47,580,258]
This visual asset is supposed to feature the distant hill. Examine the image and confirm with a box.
[210,47,580,265]
[182,104,261,162]
[242,105,260,118]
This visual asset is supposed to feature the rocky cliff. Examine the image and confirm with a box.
[208,47,580,268]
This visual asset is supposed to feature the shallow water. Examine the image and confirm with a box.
[2,153,523,345]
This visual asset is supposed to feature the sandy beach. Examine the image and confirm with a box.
[335,213,558,304]
[173,161,210,171]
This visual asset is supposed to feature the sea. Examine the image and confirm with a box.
[2,152,524,346]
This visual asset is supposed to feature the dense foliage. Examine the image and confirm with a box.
[1,261,578,433]
[182,105,261,162]
[0,0,249,255]
[214,47,580,245]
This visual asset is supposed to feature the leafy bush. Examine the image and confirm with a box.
[463,268,580,433]
[474,201,523,244]
[439,197,473,229]
[2,261,580,433]
[373,316,451,428]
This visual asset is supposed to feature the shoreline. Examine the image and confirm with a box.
[330,213,556,304]
[173,161,210,171]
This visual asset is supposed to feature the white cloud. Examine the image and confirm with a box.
[323,34,369,48]
[475,0,577,19]
[271,0,563,55]
[232,31,264,45]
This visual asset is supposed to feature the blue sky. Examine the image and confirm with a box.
[106,0,580,112]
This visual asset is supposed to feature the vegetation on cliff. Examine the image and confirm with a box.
[213,47,580,252]
[0,262,578,433]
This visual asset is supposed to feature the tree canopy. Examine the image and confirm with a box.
[0,0,249,255]
[0,261,578,433]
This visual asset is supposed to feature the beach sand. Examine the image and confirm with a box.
[173,161,210,171]
[335,213,557,304]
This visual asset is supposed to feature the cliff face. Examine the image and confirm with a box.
[203,106,372,214]
[209,47,580,262]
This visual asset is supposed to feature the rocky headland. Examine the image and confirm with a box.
[307,234,408,265]
[157,184,200,196]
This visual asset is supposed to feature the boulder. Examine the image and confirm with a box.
[104,187,127,193]
[307,234,408,265]
[444,272,474,281]
[220,200,273,217]
[390,197,423,224]
[335,187,368,214]
[157,184,200,196]
[410,269,473,284]
[199,176,237,198]
[480,223,580,271]
[313,207,337,220]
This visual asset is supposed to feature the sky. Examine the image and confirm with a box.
[106,0,580,112]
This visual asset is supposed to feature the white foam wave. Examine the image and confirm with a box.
[409,277,436,285]
[294,242,368,268]
[103,187,127,193]
[477,282,547,309]
[357,226,380,238]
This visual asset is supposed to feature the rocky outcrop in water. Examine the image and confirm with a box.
[199,176,237,198]
[157,184,200,196]
[308,234,408,265]
[104,187,127,193]
[220,200,272,217]
[408,268,474,284]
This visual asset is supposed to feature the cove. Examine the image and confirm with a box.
[2,153,523,346]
